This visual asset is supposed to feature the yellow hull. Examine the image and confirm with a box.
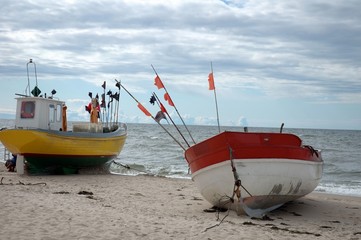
[0,127,127,170]
[0,129,126,156]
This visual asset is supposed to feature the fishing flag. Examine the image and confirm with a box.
[160,102,167,113]
[137,103,151,117]
[112,92,119,101]
[208,72,215,90]
[115,80,120,90]
[164,93,174,106]
[154,75,164,89]
[149,95,156,105]
[155,111,166,123]
[102,81,106,90]
[100,93,106,108]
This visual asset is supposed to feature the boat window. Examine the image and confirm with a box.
[56,104,62,122]
[20,101,36,118]
[49,104,55,123]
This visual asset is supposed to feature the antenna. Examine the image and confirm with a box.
[26,59,40,97]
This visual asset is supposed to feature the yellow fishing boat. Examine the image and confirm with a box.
[0,59,127,174]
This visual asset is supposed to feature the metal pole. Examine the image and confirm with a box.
[151,65,196,144]
[210,62,221,133]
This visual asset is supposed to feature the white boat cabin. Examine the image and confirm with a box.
[15,96,66,131]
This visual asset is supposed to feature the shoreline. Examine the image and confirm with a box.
[1,165,360,240]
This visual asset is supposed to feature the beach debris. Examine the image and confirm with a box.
[243,221,256,226]
[78,190,93,195]
[320,225,333,229]
[242,220,322,237]
[192,196,203,201]
[53,191,70,194]
[77,190,97,200]
[203,206,227,213]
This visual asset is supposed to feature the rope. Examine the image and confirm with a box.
[229,146,253,200]
[304,145,319,158]
[203,148,256,231]
[111,160,153,175]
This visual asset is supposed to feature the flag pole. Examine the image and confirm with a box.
[101,81,107,125]
[210,62,221,133]
[152,92,170,125]
[151,65,196,144]
[106,90,112,126]
[153,92,190,148]
[115,79,121,124]
[119,82,186,151]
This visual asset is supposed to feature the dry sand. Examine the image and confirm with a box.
[0,165,360,240]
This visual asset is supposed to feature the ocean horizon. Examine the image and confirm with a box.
[1,119,360,197]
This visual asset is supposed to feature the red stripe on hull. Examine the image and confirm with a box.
[185,131,322,174]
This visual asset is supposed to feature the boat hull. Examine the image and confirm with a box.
[185,131,323,217]
[0,126,127,172]
[192,158,323,215]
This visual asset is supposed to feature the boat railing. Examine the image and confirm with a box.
[102,122,127,134]
[72,122,127,134]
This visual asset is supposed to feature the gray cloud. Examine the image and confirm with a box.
[0,0,360,128]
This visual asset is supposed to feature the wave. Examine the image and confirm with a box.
[316,182,361,197]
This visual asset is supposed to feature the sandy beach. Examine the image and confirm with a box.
[0,165,360,240]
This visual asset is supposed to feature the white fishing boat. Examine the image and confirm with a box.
[184,131,323,217]
[122,67,324,217]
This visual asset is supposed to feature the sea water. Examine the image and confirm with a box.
[1,119,360,197]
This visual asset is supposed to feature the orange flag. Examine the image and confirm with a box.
[160,102,167,113]
[164,93,174,106]
[137,103,151,117]
[208,72,215,90]
[154,75,164,89]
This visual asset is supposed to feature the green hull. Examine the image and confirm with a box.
[24,154,116,175]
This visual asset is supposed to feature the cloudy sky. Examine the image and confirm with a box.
[1,0,360,130]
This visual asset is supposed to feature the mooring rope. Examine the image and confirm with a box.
[229,146,253,199]
[111,160,153,175]
[0,177,46,186]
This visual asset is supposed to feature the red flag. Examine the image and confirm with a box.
[160,102,167,113]
[208,72,215,90]
[164,93,174,106]
[137,103,151,117]
[154,75,164,89]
